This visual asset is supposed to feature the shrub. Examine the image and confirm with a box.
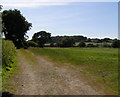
[27,41,38,47]
[102,43,111,47]
[87,43,95,47]
[2,39,16,70]
[50,43,55,47]
[112,40,120,48]
[56,42,61,47]
[78,42,86,47]
[60,36,75,47]
[95,44,99,47]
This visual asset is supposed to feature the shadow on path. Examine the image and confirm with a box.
[2,92,14,97]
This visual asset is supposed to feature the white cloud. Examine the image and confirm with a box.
[0,0,119,8]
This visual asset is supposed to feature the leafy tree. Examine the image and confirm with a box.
[56,42,61,47]
[2,9,32,48]
[101,38,111,42]
[27,41,38,47]
[78,42,86,47]
[87,43,94,47]
[60,36,75,47]
[51,35,87,43]
[102,43,111,47]
[73,36,87,42]
[92,38,102,43]
[32,31,51,47]
[86,38,91,42]
[112,40,120,48]
[50,43,55,47]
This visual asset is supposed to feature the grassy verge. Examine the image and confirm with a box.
[2,40,18,93]
[2,57,18,93]
[18,49,38,64]
[28,47,118,95]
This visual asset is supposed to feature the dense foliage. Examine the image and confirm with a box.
[2,39,16,71]
[51,35,87,43]
[78,42,86,47]
[50,36,113,44]
[57,36,75,47]
[27,41,38,47]
[32,31,51,47]
[2,9,32,48]
[112,40,120,48]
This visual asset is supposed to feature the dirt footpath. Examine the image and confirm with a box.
[12,50,104,95]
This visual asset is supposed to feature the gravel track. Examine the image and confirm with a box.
[11,50,104,95]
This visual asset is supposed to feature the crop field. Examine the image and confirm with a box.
[29,47,118,94]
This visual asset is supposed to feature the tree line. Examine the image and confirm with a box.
[1,9,120,48]
[28,32,120,48]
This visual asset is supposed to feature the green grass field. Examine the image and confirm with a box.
[29,47,118,94]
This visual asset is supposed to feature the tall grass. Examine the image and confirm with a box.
[29,47,118,94]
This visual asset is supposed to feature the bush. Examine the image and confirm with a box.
[60,36,75,47]
[102,43,111,47]
[2,39,16,70]
[78,42,86,47]
[50,43,55,47]
[95,44,99,47]
[87,43,95,47]
[27,41,38,47]
[56,42,61,47]
[112,40,120,48]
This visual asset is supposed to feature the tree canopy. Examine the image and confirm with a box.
[59,36,75,47]
[78,42,86,47]
[112,40,120,48]
[2,9,32,48]
[32,31,51,47]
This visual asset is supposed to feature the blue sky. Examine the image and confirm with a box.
[1,2,118,39]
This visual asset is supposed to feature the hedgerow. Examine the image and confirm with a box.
[2,39,16,71]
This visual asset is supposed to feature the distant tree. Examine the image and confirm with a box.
[51,36,63,43]
[2,9,32,48]
[27,41,38,47]
[56,42,61,47]
[32,31,51,47]
[78,42,86,47]
[86,38,91,42]
[73,36,87,42]
[60,36,75,47]
[50,43,55,47]
[102,43,111,47]
[87,43,94,47]
[112,40,120,48]
[101,38,111,42]
[50,35,87,43]
[92,38,102,43]
[95,44,99,47]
